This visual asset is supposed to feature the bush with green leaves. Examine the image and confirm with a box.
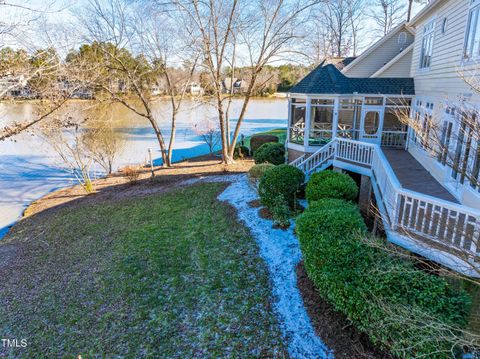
[253,142,285,165]
[306,170,358,203]
[271,195,291,228]
[248,163,275,185]
[258,164,304,209]
[296,199,471,359]
[250,134,278,153]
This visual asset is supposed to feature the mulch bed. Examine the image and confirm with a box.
[247,199,262,208]
[296,262,393,359]
[258,207,273,220]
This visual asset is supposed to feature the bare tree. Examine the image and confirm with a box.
[369,0,406,36]
[194,118,221,155]
[175,0,319,164]
[81,107,125,175]
[320,0,354,57]
[41,116,97,194]
[77,0,198,167]
[0,47,95,141]
[407,0,429,22]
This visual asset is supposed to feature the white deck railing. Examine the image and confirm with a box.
[292,138,480,266]
[381,131,407,148]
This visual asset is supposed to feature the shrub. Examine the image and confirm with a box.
[253,142,285,165]
[258,164,304,209]
[271,195,290,228]
[248,163,275,186]
[250,134,279,153]
[233,145,250,159]
[306,170,358,203]
[296,199,471,359]
[122,165,141,184]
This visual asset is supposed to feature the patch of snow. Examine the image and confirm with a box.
[193,174,333,359]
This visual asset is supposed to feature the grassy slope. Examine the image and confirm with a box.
[0,183,286,358]
[243,128,287,148]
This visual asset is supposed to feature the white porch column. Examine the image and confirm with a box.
[332,97,339,138]
[287,96,291,145]
[304,96,312,148]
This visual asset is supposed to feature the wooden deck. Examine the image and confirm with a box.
[382,149,459,204]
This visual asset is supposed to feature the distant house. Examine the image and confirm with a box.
[287,2,480,277]
[222,77,248,94]
[187,82,204,96]
[0,75,29,99]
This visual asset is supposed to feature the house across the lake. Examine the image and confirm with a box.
[288,0,480,277]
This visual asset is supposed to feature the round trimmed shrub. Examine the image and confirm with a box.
[250,134,278,153]
[258,164,305,209]
[253,142,285,165]
[248,163,275,183]
[296,199,472,359]
[306,170,358,203]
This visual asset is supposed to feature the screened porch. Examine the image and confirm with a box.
[288,95,412,151]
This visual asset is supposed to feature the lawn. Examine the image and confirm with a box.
[0,183,287,357]
[243,128,287,148]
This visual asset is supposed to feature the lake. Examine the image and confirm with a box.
[0,98,288,238]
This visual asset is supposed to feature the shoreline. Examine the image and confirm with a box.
[4,154,254,241]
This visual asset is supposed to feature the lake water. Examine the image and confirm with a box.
[0,98,288,238]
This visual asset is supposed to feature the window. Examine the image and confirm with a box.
[451,113,474,183]
[365,97,383,105]
[464,2,480,60]
[398,31,407,44]
[470,143,480,191]
[437,121,453,165]
[364,111,380,135]
[441,18,448,34]
[420,19,435,68]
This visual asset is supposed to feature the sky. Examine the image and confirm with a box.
[0,0,426,60]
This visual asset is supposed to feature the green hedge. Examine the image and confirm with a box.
[296,199,471,358]
[306,170,358,203]
[258,164,304,209]
[250,135,279,153]
[253,142,285,165]
[248,163,276,183]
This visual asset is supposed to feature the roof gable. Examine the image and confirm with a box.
[342,22,414,77]
[371,43,414,78]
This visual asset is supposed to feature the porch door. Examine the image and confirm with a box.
[360,106,384,144]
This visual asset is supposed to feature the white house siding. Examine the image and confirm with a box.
[376,49,413,78]
[343,25,414,78]
[409,0,480,208]
[411,0,480,104]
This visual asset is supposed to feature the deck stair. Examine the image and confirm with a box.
[291,138,480,277]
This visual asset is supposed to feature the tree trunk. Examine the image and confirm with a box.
[148,115,170,167]
[217,95,234,164]
[407,0,413,22]
[167,110,177,166]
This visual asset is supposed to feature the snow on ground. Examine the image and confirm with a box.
[190,174,333,359]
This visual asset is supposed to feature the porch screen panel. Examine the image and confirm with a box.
[338,99,357,139]
[310,99,334,146]
[289,101,306,144]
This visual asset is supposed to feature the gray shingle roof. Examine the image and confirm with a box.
[289,63,415,95]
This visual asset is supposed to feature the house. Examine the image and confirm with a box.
[287,0,480,277]
[187,82,204,96]
[0,74,29,99]
[222,77,248,94]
